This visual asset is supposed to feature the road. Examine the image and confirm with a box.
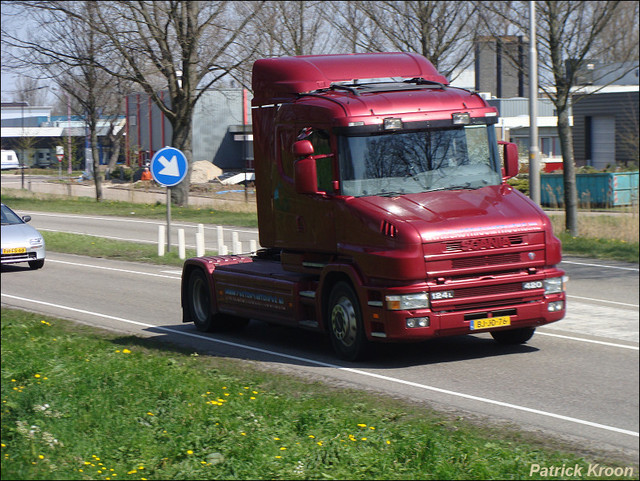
[1,210,639,464]
[22,210,262,255]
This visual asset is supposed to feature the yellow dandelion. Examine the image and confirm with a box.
[38,454,44,459]
[280,447,287,451]
[147,412,154,416]
[308,435,315,439]
[122,349,131,354]
[34,374,41,378]
[187,450,193,455]
[357,423,366,427]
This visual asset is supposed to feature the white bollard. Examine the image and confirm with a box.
[232,231,241,255]
[220,245,228,255]
[158,225,165,256]
[178,228,186,259]
[216,226,225,254]
[250,239,257,253]
[196,231,205,257]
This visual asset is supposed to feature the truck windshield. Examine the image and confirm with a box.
[338,125,501,197]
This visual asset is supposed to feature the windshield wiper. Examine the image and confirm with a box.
[425,183,479,192]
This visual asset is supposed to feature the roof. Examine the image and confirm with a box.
[1,126,64,138]
[252,53,449,105]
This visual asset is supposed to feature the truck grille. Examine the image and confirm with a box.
[452,252,521,269]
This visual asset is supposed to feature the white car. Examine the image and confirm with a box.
[1,203,45,269]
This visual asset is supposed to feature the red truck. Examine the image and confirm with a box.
[182,53,566,361]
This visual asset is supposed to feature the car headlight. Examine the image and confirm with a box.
[29,237,43,248]
[544,276,566,294]
[385,292,429,310]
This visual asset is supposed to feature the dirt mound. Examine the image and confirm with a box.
[191,160,223,184]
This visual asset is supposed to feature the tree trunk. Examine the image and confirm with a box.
[557,107,578,236]
[91,128,103,201]
[169,118,192,207]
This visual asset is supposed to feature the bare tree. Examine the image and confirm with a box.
[342,1,480,80]
[85,1,264,206]
[478,1,638,236]
[2,1,126,201]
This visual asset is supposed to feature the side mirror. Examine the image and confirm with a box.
[22,215,31,223]
[498,141,519,180]
[292,140,314,157]
[294,156,318,194]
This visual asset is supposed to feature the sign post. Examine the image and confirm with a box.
[150,147,188,253]
[56,146,64,179]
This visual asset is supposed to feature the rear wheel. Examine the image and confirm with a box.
[328,282,368,361]
[491,327,535,344]
[188,269,215,331]
[187,269,249,332]
[28,259,44,270]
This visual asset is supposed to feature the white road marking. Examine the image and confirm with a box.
[47,259,181,280]
[561,260,639,272]
[1,293,638,439]
[536,331,639,350]
[566,294,638,308]
[29,211,259,234]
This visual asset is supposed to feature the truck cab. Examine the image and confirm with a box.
[182,53,566,361]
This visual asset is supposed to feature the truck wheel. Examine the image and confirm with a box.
[328,282,368,361]
[187,269,249,332]
[491,327,535,344]
[188,269,216,332]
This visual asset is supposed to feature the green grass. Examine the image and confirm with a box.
[41,231,202,267]
[557,232,639,263]
[2,309,636,480]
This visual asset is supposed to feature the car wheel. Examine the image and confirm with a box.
[28,259,45,270]
[491,327,535,344]
[328,281,368,361]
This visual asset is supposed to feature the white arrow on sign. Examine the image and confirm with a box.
[157,155,180,177]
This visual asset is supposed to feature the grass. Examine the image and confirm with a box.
[2,309,637,480]
[41,231,200,267]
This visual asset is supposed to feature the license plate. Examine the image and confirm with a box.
[2,247,27,254]
[470,316,511,330]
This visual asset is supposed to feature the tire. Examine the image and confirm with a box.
[327,281,368,361]
[491,327,536,345]
[188,269,216,332]
[187,269,249,332]
[28,259,45,270]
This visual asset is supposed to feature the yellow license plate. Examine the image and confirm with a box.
[470,316,511,330]
[2,247,27,254]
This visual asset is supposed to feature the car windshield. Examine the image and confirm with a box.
[1,205,25,225]
[338,124,501,197]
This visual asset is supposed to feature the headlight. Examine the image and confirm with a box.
[29,237,43,247]
[385,292,429,310]
[544,276,566,294]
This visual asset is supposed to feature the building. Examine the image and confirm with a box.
[1,102,125,169]
[475,35,528,98]
[125,88,253,171]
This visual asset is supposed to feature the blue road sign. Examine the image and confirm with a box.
[150,147,188,187]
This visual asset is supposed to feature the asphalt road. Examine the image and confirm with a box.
[23,210,262,255]
[1,203,638,464]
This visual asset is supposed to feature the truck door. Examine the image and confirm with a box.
[274,126,336,253]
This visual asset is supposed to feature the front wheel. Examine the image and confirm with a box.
[491,327,535,344]
[327,282,368,361]
[28,259,45,270]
